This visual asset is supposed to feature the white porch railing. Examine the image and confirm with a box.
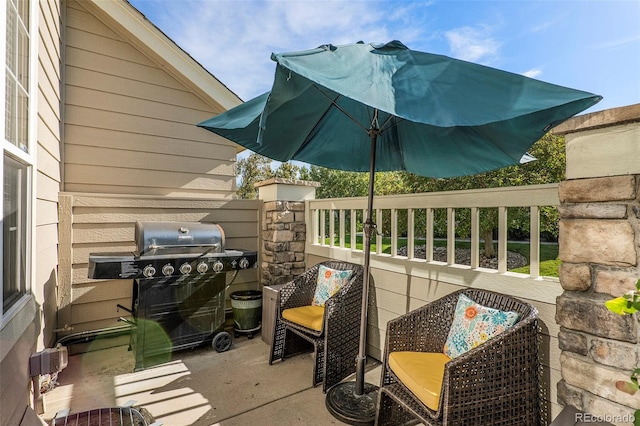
[304,183,563,417]
[306,183,559,279]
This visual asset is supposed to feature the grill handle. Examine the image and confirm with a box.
[146,243,220,250]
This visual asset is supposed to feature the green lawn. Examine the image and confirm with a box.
[322,235,560,277]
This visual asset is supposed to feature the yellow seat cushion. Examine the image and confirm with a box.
[282,305,325,331]
[388,351,451,411]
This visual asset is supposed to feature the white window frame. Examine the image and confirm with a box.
[1,0,38,325]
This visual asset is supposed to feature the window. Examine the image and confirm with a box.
[3,155,28,311]
[5,0,30,152]
[2,0,32,316]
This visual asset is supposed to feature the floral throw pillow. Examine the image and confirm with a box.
[311,265,354,307]
[443,294,520,359]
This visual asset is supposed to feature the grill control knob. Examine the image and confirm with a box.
[212,261,224,273]
[162,264,174,276]
[196,262,209,274]
[179,263,192,275]
[238,258,250,269]
[142,265,156,278]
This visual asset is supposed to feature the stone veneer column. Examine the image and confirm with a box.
[255,178,320,286]
[553,104,640,423]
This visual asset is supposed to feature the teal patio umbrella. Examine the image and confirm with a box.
[198,40,601,424]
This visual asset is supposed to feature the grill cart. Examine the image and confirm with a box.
[88,221,257,370]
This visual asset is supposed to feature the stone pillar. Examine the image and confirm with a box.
[255,178,320,286]
[554,104,640,423]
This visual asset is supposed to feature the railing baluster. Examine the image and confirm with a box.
[530,206,541,278]
[350,209,357,251]
[498,206,507,273]
[407,208,414,260]
[447,208,455,265]
[329,209,335,247]
[470,207,479,269]
[376,209,382,255]
[426,208,434,262]
[339,209,345,248]
[312,208,319,245]
[320,209,326,246]
[391,209,398,256]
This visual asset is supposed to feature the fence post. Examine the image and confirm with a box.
[553,104,640,420]
[255,178,320,286]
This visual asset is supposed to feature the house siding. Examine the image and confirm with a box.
[63,0,237,198]
[53,1,257,341]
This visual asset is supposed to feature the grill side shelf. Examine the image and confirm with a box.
[88,250,258,280]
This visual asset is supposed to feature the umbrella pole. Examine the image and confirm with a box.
[356,130,377,395]
[325,130,379,425]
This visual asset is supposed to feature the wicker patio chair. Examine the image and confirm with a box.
[269,260,364,392]
[375,288,541,426]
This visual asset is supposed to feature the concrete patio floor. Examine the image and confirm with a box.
[40,331,382,425]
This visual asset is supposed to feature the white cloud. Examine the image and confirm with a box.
[522,68,542,79]
[127,0,640,115]
[592,34,640,50]
[444,26,501,64]
[138,0,428,100]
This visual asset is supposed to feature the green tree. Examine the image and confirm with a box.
[236,153,275,199]
[236,153,302,199]
[299,166,368,198]
[402,133,565,256]
[241,134,565,251]
[274,161,301,179]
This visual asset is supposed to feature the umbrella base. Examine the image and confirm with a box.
[325,381,379,425]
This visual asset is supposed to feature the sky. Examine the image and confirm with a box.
[129,0,639,114]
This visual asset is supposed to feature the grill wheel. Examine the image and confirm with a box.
[212,331,232,352]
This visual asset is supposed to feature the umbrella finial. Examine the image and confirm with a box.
[372,40,409,50]
[317,44,337,51]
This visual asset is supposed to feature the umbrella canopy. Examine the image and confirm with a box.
[199,40,601,178]
[198,40,601,424]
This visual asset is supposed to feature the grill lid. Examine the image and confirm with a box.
[135,221,225,254]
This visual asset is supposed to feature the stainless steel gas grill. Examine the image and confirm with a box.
[88,221,258,371]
